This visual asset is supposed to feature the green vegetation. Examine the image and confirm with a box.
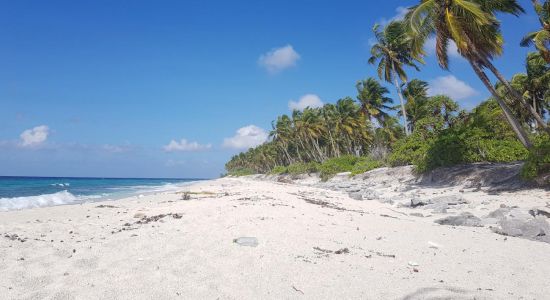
[225,0,550,183]
[266,155,382,181]
[389,99,530,172]
[226,168,256,177]
[521,135,550,182]
[287,162,320,176]
[521,0,550,62]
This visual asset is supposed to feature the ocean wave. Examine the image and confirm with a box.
[0,190,81,211]
[50,183,70,187]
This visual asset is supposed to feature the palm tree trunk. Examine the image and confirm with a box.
[532,96,538,129]
[391,65,410,136]
[312,138,325,161]
[483,59,550,135]
[469,60,533,149]
[327,129,339,157]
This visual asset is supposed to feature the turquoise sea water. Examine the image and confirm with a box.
[0,176,203,211]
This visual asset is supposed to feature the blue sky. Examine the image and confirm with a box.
[0,0,542,178]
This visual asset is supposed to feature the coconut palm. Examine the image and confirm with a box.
[270,115,295,164]
[368,21,422,136]
[521,0,550,62]
[401,79,429,133]
[497,52,550,129]
[355,77,394,125]
[525,52,550,118]
[404,0,539,148]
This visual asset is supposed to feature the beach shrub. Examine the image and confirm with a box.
[415,129,528,173]
[318,155,384,180]
[227,168,256,177]
[270,166,288,175]
[350,157,384,176]
[388,133,432,168]
[521,135,550,183]
[286,162,319,175]
[388,100,530,173]
[318,155,359,180]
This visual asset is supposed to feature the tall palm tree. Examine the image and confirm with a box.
[270,115,294,164]
[320,104,341,158]
[402,79,429,133]
[355,77,393,125]
[368,21,422,136]
[405,0,537,148]
[526,52,550,119]
[521,0,550,62]
[334,98,371,155]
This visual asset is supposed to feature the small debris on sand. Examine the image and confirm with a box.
[233,237,258,247]
[96,205,118,208]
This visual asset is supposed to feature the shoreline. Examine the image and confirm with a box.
[1,166,549,299]
[0,179,204,212]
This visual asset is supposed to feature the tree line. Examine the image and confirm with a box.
[226,0,550,180]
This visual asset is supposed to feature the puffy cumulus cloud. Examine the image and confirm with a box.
[258,45,300,73]
[19,125,49,148]
[425,37,461,58]
[163,139,212,152]
[223,125,268,150]
[288,94,324,111]
[379,6,409,25]
[428,75,477,100]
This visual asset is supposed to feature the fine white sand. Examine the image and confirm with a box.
[1,176,549,299]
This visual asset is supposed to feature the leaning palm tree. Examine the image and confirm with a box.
[405,0,538,148]
[521,0,550,62]
[355,77,394,125]
[369,21,422,136]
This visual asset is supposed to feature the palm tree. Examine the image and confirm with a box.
[496,74,533,127]
[525,52,550,119]
[521,0,550,62]
[402,79,429,133]
[320,104,341,157]
[355,77,393,125]
[270,115,294,164]
[368,21,422,136]
[405,0,537,148]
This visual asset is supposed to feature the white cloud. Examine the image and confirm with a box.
[223,125,268,150]
[288,94,324,111]
[426,37,461,58]
[163,139,212,152]
[428,75,477,100]
[379,6,409,25]
[19,125,49,148]
[258,45,300,73]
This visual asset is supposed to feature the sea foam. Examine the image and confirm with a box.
[0,190,81,211]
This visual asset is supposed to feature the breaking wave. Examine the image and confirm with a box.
[0,190,82,211]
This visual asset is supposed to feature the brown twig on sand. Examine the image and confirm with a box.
[292,285,304,294]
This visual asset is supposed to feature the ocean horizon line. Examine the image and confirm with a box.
[0,175,211,181]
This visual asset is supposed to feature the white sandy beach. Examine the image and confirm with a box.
[1,167,550,299]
